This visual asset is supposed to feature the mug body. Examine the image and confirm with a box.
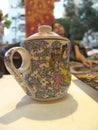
[21,37,71,101]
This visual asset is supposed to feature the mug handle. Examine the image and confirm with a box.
[4,47,31,95]
[4,47,31,75]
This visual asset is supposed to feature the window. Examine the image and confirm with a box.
[18,24,25,32]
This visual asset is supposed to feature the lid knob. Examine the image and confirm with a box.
[38,25,52,33]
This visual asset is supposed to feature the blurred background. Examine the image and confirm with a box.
[0,0,98,49]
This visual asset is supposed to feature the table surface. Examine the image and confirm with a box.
[0,75,98,130]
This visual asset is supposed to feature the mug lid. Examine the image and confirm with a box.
[22,25,68,42]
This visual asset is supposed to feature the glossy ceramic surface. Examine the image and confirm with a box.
[4,25,71,101]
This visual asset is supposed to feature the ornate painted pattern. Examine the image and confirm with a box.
[22,39,71,100]
[75,71,98,91]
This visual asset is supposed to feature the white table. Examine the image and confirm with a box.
[87,49,98,56]
[0,75,98,130]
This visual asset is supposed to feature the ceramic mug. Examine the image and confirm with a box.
[4,25,71,101]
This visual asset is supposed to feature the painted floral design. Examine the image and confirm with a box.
[22,39,71,100]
